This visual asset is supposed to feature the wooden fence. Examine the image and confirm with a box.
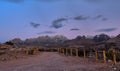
[9,47,120,65]
[58,48,120,65]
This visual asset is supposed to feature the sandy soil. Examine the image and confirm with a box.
[0,52,110,71]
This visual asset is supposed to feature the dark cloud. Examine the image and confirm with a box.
[51,18,67,29]
[53,18,68,24]
[70,28,80,31]
[94,15,103,19]
[37,31,56,34]
[35,0,61,2]
[102,18,108,21]
[73,15,108,21]
[73,16,89,20]
[30,22,40,28]
[51,23,63,29]
[93,15,108,21]
[96,28,117,32]
[1,0,24,3]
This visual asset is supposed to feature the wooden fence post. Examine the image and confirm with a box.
[58,48,59,53]
[34,48,39,55]
[76,48,79,57]
[95,50,98,62]
[84,50,86,60]
[113,49,117,65]
[70,48,72,56]
[103,50,107,64]
[14,49,17,59]
[26,48,29,55]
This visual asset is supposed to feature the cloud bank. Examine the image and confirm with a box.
[37,31,56,34]
[96,28,117,32]
[73,15,89,20]
[1,0,24,3]
[70,28,80,31]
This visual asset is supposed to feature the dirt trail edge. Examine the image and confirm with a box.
[0,52,109,71]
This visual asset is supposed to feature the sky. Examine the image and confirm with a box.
[0,0,120,42]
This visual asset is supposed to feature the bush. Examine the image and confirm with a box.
[106,50,120,62]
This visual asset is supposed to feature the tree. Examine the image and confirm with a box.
[5,41,14,45]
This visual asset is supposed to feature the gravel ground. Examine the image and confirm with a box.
[0,52,113,71]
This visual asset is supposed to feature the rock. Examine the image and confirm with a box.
[110,63,120,71]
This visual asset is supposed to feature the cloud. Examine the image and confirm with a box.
[1,0,24,3]
[53,18,68,24]
[96,28,117,32]
[73,15,108,21]
[51,23,63,29]
[30,22,40,28]
[37,31,56,34]
[102,18,108,21]
[70,28,80,31]
[85,0,102,3]
[73,15,89,20]
[93,15,108,21]
[51,18,68,29]
[94,15,103,19]
[35,0,61,2]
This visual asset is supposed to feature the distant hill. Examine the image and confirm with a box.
[9,35,68,47]
[62,36,95,48]
[106,34,120,49]
[93,34,111,43]
[5,34,120,50]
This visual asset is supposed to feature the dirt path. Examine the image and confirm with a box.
[0,52,109,71]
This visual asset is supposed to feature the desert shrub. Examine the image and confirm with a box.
[78,50,84,56]
[39,48,45,51]
[106,51,113,60]
[116,53,120,61]
[28,50,34,55]
[5,41,14,45]
[106,51,120,62]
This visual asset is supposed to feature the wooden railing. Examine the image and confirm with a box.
[58,48,120,65]
[9,47,120,65]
